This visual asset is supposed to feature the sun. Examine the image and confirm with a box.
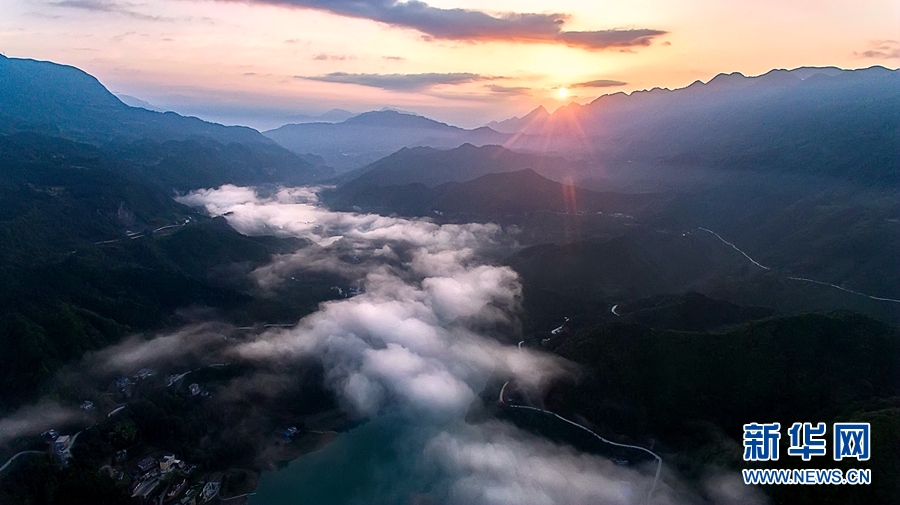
[557,87,569,99]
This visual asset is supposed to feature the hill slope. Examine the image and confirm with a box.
[0,55,325,188]
[327,168,645,218]
[502,66,899,185]
[265,111,512,171]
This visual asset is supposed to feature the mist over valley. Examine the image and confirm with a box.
[0,35,897,505]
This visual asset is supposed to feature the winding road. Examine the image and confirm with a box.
[221,492,257,501]
[697,227,900,304]
[550,317,570,335]
[505,336,661,503]
[498,381,510,403]
[697,227,770,270]
[788,276,900,304]
[0,451,43,474]
[509,404,662,503]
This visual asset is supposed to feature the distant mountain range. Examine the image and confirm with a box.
[493,66,899,186]
[0,55,263,145]
[1,54,896,313]
[335,143,585,188]
[279,108,355,124]
[0,56,345,407]
[0,54,327,188]
[326,167,644,218]
[324,144,612,216]
[114,93,163,112]
[485,105,551,134]
[319,71,899,317]
[264,110,514,171]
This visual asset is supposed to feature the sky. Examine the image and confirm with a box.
[0,0,897,129]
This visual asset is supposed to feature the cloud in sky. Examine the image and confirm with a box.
[571,79,628,88]
[853,40,900,60]
[312,53,357,61]
[486,84,530,95]
[50,0,173,21]
[297,71,490,91]
[223,0,667,50]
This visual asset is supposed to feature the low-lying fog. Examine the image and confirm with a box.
[1,186,763,504]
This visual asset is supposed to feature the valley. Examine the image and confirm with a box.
[0,53,896,504]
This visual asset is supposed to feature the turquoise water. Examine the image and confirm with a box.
[250,414,448,505]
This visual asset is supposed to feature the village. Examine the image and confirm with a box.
[0,360,337,504]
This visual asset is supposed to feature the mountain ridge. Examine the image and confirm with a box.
[264,110,512,171]
[0,54,325,188]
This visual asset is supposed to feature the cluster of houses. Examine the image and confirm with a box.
[125,452,224,504]
[188,383,211,398]
[280,426,299,441]
[35,366,231,502]
[116,367,215,402]
[41,429,74,467]
[114,368,157,397]
[330,284,365,298]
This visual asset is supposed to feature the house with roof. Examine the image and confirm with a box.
[160,453,181,473]
[136,456,157,474]
[134,368,156,380]
[52,435,71,454]
[201,474,222,502]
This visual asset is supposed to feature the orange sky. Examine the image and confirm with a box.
[1,0,896,128]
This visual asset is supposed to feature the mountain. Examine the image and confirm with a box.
[0,132,343,409]
[114,93,163,112]
[0,55,260,145]
[485,105,550,134]
[0,55,326,187]
[326,168,645,217]
[264,110,512,171]
[605,292,775,332]
[500,66,899,186]
[547,311,899,505]
[325,143,605,215]
[334,143,585,189]
[280,108,355,124]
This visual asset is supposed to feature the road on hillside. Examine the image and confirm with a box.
[0,451,43,474]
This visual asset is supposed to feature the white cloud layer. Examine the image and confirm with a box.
[0,185,760,504]
[175,185,762,504]
[179,185,560,417]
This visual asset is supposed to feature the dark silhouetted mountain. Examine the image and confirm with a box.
[501,66,899,185]
[264,110,513,171]
[114,93,163,112]
[0,55,325,187]
[547,311,899,504]
[281,108,355,124]
[613,292,775,331]
[0,132,339,409]
[485,105,551,133]
[335,143,586,189]
[0,55,258,144]
[507,231,742,302]
[327,167,647,219]
[112,137,330,190]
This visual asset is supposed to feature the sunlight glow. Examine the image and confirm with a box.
[557,87,569,99]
